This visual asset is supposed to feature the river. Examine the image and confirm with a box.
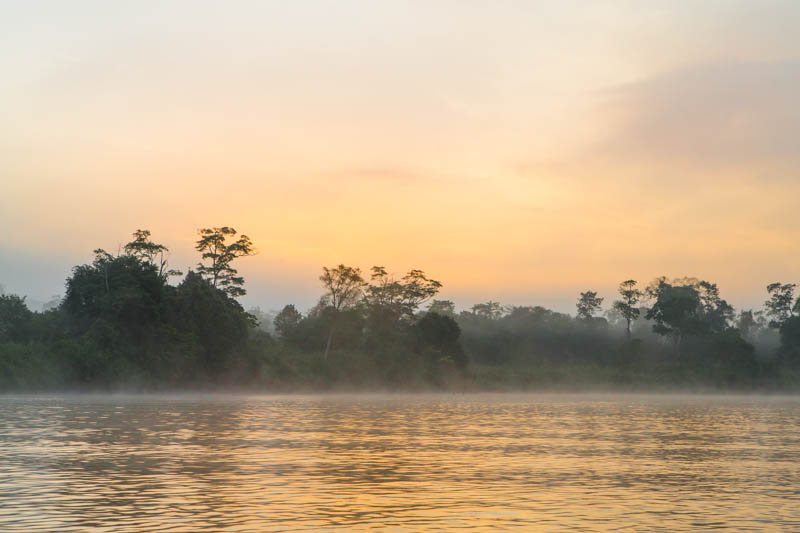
[1,393,798,531]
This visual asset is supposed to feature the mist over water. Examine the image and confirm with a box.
[1,393,799,531]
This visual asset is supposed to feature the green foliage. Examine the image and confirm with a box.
[169,271,250,374]
[414,312,467,368]
[737,309,765,341]
[10,236,261,388]
[765,282,797,327]
[274,304,302,340]
[0,341,62,389]
[696,281,735,333]
[318,264,366,360]
[646,278,735,347]
[64,251,166,339]
[0,294,34,342]
[778,316,800,363]
[646,280,704,341]
[4,230,800,391]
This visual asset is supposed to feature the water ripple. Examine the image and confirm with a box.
[1,393,799,531]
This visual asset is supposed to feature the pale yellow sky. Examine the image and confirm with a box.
[1,1,799,312]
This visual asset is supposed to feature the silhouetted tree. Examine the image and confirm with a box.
[415,312,467,368]
[471,301,504,320]
[613,280,642,338]
[124,229,182,279]
[64,250,165,337]
[427,299,456,316]
[0,294,34,342]
[576,291,604,320]
[778,316,800,362]
[248,306,277,334]
[364,266,441,325]
[319,264,365,360]
[645,279,703,352]
[765,282,797,327]
[696,281,734,333]
[737,309,765,341]
[170,271,251,375]
[195,227,254,297]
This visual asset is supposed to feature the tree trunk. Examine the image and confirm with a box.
[323,328,334,361]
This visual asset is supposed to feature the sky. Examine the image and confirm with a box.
[1,1,799,313]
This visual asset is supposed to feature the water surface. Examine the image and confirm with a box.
[1,393,799,531]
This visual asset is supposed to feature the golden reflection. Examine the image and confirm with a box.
[1,394,799,531]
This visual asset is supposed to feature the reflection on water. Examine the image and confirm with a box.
[1,393,799,531]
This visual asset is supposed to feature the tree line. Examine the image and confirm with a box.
[1,228,799,390]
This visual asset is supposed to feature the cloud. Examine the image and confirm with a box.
[593,62,800,177]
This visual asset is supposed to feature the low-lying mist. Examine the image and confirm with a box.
[2,230,799,392]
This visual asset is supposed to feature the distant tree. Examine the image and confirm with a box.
[364,266,442,323]
[247,306,277,334]
[765,282,797,327]
[427,299,456,316]
[41,295,61,312]
[737,309,766,341]
[397,269,441,313]
[170,271,251,374]
[274,304,303,339]
[696,281,734,333]
[414,312,467,368]
[470,301,504,320]
[613,280,643,338]
[195,227,254,297]
[319,264,366,360]
[576,291,604,320]
[124,229,182,279]
[0,294,34,342]
[778,316,800,362]
[64,250,164,331]
[645,279,702,351]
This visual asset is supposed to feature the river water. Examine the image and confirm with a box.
[1,393,799,531]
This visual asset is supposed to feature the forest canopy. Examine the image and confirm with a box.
[1,229,800,391]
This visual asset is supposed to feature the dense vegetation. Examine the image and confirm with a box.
[2,229,800,391]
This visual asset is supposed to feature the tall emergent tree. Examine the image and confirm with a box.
[613,280,643,338]
[364,266,442,324]
[576,291,604,320]
[765,282,797,327]
[319,264,366,360]
[696,280,734,333]
[195,227,254,297]
[736,309,765,341]
[470,301,504,320]
[124,229,182,279]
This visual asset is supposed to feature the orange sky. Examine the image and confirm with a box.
[1,1,799,312]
